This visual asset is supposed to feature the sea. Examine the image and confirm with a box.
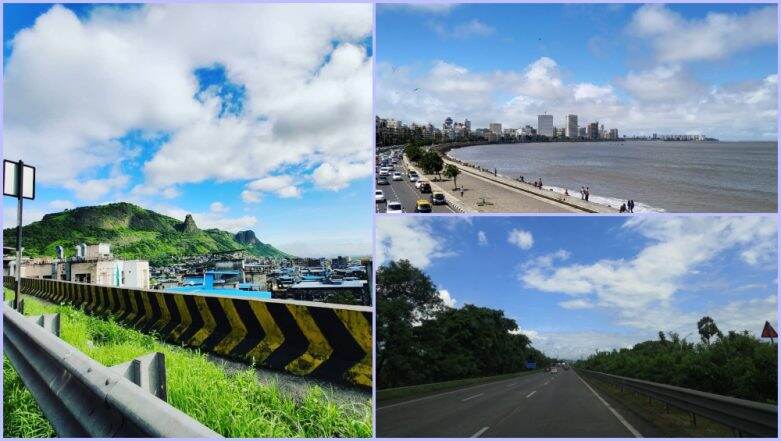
[448,141,777,213]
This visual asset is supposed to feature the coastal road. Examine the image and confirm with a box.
[376,160,455,214]
[377,369,641,437]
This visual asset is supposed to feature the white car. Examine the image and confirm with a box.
[392,172,403,181]
[379,168,390,177]
[375,190,386,202]
[415,180,425,189]
[409,174,419,182]
[386,201,403,213]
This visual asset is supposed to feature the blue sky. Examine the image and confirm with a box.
[376,3,778,140]
[2,3,373,257]
[377,216,777,359]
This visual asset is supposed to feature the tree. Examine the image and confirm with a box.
[405,144,423,163]
[444,164,461,189]
[376,260,442,387]
[697,316,723,345]
[420,151,444,178]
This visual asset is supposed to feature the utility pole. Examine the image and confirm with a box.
[3,159,36,310]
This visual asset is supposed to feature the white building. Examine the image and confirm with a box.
[538,114,554,138]
[566,114,578,139]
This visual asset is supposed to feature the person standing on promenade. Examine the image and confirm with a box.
[460,186,464,197]
[585,187,590,201]
[580,186,585,200]
[494,168,497,176]
[628,200,635,213]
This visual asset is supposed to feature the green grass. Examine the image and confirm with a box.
[3,289,371,438]
[583,375,734,437]
[377,370,539,403]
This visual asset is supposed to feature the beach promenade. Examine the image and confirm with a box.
[405,155,617,213]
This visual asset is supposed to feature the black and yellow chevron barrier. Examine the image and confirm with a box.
[4,277,372,387]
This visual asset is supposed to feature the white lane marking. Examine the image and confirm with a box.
[526,391,536,398]
[471,427,489,438]
[461,393,484,402]
[377,371,544,410]
[576,372,642,438]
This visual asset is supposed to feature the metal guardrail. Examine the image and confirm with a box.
[578,369,778,437]
[3,304,220,437]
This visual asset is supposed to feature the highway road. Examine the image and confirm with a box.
[377,369,642,438]
[376,160,455,214]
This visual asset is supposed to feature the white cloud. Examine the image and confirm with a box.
[477,230,488,246]
[209,202,227,213]
[5,4,372,200]
[438,289,457,308]
[382,4,457,14]
[709,295,777,335]
[276,236,370,258]
[149,203,257,234]
[377,54,777,140]
[312,159,372,191]
[241,190,262,204]
[429,19,495,39]
[528,329,641,360]
[521,217,777,332]
[49,199,74,210]
[245,175,301,198]
[559,299,594,310]
[508,228,534,250]
[376,217,451,269]
[629,4,778,63]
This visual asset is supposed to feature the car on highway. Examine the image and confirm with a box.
[550,367,558,374]
[386,201,403,213]
[377,177,389,186]
[415,199,432,213]
[419,182,432,193]
[409,171,419,182]
[375,190,386,203]
[392,172,403,181]
[415,180,424,189]
[379,167,390,177]
[431,192,446,205]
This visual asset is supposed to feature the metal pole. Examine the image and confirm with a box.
[14,160,24,310]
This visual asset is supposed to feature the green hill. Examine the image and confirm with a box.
[4,202,290,266]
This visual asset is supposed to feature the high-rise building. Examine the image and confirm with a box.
[566,114,578,139]
[489,123,502,135]
[464,119,471,132]
[538,114,554,138]
[587,122,599,140]
[444,117,453,130]
[609,129,619,140]
[578,127,587,138]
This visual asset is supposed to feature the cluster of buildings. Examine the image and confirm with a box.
[4,243,150,289]
[377,114,621,146]
[5,244,371,306]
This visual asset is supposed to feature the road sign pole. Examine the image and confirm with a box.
[14,160,24,310]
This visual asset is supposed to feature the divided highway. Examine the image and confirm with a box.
[376,159,455,214]
[377,369,641,438]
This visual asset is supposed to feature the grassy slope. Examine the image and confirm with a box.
[3,202,289,265]
[2,290,371,438]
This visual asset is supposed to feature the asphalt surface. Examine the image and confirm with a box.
[377,369,641,438]
[376,160,454,213]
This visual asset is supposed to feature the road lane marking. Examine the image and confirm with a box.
[544,381,549,385]
[576,372,642,438]
[377,372,545,410]
[461,393,484,402]
[471,427,489,438]
[526,391,536,398]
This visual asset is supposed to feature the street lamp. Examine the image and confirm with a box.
[3,159,36,310]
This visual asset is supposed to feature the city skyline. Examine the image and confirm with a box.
[377,216,778,359]
[377,3,778,141]
[3,3,373,257]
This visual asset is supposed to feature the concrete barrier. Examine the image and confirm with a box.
[5,277,372,387]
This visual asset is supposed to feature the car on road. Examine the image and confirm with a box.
[377,177,389,185]
[392,172,403,181]
[386,201,403,213]
[419,182,432,193]
[415,199,432,213]
[409,171,419,182]
[415,180,424,189]
[431,192,446,205]
[550,367,558,374]
[375,190,386,203]
[379,167,390,177]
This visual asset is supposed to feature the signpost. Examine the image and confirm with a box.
[3,159,36,310]
[761,321,777,344]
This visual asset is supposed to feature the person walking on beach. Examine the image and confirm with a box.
[580,186,585,200]
[494,168,497,176]
[585,187,590,201]
[628,199,635,213]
